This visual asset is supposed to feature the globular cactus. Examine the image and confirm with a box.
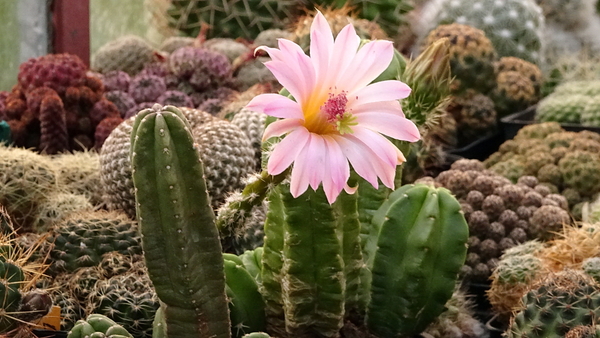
[46,210,142,274]
[130,104,232,338]
[18,53,87,95]
[505,270,600,338]
[416,0,545,65]
[68,314,133,338]
[165,0,296,39]
[421,24,497,95]
[92,35,156,76]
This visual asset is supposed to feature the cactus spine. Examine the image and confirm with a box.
[131,104,230,338]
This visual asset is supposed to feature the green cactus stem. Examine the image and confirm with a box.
[131,104,230,338]
[280,186,345,338]
[259,186,287,336]
[223,256,266,338]
[366,184,469,337]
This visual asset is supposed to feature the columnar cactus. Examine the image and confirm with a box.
[131,104,231,338]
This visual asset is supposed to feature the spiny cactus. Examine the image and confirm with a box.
[46,210,142,274]
[416,0,545,65]
[165,0,297,39]
[92,35,156,76]
[505,270,600,338]
[421,23,497,95]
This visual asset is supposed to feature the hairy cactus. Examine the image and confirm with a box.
[18,53,87,95]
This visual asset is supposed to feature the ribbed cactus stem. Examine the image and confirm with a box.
[260,186,287,336]
[281,186,345,338]
[366,184,468,337]
[131,104,230,338]
[216,169,289,238]
[333,189,363,314]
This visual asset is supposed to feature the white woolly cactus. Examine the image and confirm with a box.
[415,0,545,65]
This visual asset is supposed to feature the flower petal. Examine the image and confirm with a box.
[267,127,310,175]
[310,11,334,85]
[290,133,314,198]
[338,40,395,93]
[349,80,412,106]
[334,133,399,189]
[333,135,380,188]
[351,127,402,168]
[277,39,316,103]
[351,100,404,116]
[246,93,304,119]
[264,61,309,105]
[262,118,303,141]
[354,112,421,142]
[321,135,350,203]
[327,23,361,88]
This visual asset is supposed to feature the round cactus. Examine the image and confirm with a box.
[416,0,545,64]
[536,94,590,123]
[46,210,142,274]
[128,74,168,104]
[18,53,87,95]
[92,35,156,75]
[421,23,497,94]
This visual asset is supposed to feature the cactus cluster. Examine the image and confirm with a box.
[415,0,545,65]
[419,24,542,150]
[489,222,600,319]
[485,122,600,218]
[536,80,600,126]
[0,53,122,152]
[417,158,570,282]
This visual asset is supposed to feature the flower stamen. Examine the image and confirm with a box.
[321,91,357,135]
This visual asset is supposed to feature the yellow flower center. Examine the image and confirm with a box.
[302,90,357,135]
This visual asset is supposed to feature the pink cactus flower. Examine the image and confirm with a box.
[246,12,421,203]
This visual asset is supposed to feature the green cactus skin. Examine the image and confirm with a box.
[223,257,267,338]
[259,186,286,336]
[68,314,133,338]
[0,260,25,333]
[131,104,230,338]
[366,184,469,337]
[334,189,363,314]
[355,176,392,310]
[241,333,271,338]
[280,186,345,338]
[239,247,263,284]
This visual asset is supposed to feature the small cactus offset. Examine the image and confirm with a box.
[131,104,230,338]
[68,314,133,338]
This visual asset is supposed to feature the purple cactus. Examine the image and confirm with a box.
[169,47,233,90]
[102,70,131,92]
[128,73,167,103]
[104,90,136,117]
[125,102,156,119]
[157,90,194,108]
[139,61,171,78]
